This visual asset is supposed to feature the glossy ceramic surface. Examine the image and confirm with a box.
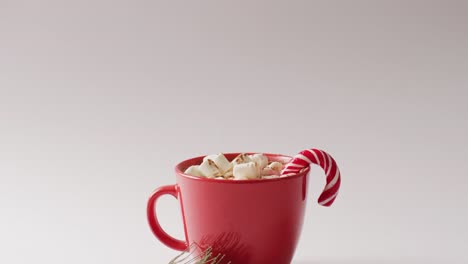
[147,153,310,264]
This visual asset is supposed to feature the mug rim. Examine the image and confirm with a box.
[174,152,310,184]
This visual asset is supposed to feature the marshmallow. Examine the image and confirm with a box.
[249,154,269,170]
[233,162,259,180]
[268,161,284,173]
[184,165,203,177]
[223,169,234,178]
[261,167,279,176]
[262,175,280,180]
[204,153,232,174]
[198,159,222,178]
[232,153,252,166]
[185,153,286,180]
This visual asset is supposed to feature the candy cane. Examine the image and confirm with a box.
[282,148,341,207]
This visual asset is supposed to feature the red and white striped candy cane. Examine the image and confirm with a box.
[282,148,341,207]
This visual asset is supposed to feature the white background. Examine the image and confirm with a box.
[1,1,467,263]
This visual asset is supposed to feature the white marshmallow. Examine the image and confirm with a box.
[184,165,203,177]
[249,154,269,170]
[262,175,280,180]
[223,169,234,178]
[232,153,252,166]
[268,161,284,173]
[233,162,259,180]
[198,159,221,178]
[261,167,279,176]
[203,153,232,174]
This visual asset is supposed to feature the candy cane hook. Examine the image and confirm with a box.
[282,148,341,207]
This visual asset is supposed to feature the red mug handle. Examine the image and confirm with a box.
[147,185,188,251]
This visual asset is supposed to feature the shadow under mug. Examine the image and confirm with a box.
[147,153,310,264]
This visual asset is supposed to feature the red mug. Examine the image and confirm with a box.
[147,153,310,264]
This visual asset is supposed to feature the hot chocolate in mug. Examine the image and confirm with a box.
[147,150,341,264]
